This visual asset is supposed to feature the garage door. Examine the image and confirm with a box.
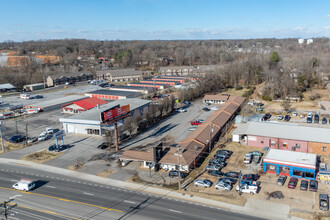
[67,124,75,133]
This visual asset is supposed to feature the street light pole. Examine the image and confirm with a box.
[0,121,4,152]
[177,146,182,190]
[209,124,214,152]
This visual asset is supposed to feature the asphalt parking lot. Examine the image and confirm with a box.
[121,99,215,150]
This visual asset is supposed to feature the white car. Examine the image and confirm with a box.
[194,179,212,188]
[244,154,252,164]
[176,108,187,113]
[236,183,258,195]
[13,179,35,191]
[277,115,283,120]
[211,106,219,111]
[188,126,197,131]
[46,127,54,134]
[215,181,232,191]
[292,112,298,117]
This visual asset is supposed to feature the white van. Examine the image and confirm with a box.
[12,179,35,191]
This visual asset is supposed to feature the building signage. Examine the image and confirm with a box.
[248,136,257,141]
[101,105,130,122]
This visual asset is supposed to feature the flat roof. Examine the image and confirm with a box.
[0,83,15,89]
[27,95,87,109]
[244,121,330,144]
[128,82,170,86]
[142,80,180,84]
[110,85,155,90]
[264,149,316,167]
[86,89,140,97]
[61,98,151,122]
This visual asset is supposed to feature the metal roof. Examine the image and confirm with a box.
[110,85,155,91]
[244,121,330,144]
[60,98,151,122]
[264,149,316,167]
[0,83,16,89]
[85,90,141,97]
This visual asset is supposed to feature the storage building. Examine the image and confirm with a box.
[127,82,169,90]
[85,90,141,100]
[61,97,107,114]
[109,85,156,94]
[23,83,44,91]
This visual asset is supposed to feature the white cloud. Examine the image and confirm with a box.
[324,15,330,18]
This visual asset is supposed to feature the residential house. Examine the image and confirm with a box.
[46,72,93,87]
[96,68,143,82]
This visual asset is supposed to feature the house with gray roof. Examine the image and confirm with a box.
[46,71,93,87]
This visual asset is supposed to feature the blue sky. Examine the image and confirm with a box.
[1,0,330,41]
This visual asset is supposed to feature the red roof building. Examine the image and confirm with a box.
[61,97,107,114]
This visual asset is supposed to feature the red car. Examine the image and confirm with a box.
[191,120,203,126]
[288,177,298,189]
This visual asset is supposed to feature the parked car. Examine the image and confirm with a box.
[211,106,219,111]
[248,151,263,157]
[300,180,308,191]
[242,174,260,181]
[27,136,38,143]
[218,177,237,185]
[277,115,283,120]
[208,170,224,177]
[309,180,318,192]
[224,172,240,179]
[307,115,313,123]
[288,177,298,189]
[244,154,252,164]
[319,194,329,211]
[38,132,50,141]
[205,164,222,171]
[9,135,25,143]
[191,120,203,126]
[214,181,232,191]
[202,107,210,111]
[314,114,319,123]
[46,127,54,134]
[188,126,198,131]
[284,115,291,121]
[277,175,287,186]
[194,179,212,188]
[209,158,226,166]
[262,113,271,121]
[236,183,258,195]
[176,108,187,113]
[322,117,327,124]
[214,154,227,160]
[216,150,233,156]
[169,170,187,178]
[292,112,298,117]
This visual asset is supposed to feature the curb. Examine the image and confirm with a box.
[0,158,300,220]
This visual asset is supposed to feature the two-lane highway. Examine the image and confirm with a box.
[0,163,265,220]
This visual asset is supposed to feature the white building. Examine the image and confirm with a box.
[298,39,304,44]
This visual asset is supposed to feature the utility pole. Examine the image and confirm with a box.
[15,118,18,134]
[0,121,4,152]
[0,196,19,220]
[177,146,182,190]
[25,117,28,145]
[209,124,214,152]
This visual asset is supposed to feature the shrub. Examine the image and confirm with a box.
[262,95,272,101]
[235,85,243,90]
[242,87,255,97]
[310,93,321,101]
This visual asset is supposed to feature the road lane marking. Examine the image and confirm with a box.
[10,179,18,182]
[0,186,122,212]
[124,200,136,204]
[10,202,80,220]
[45,185,56,189]
[169,209,182,213]
[83,192,94,196]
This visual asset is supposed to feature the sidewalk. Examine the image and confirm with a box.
[0,158,303,220]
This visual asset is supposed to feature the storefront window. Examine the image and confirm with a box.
[267,164,276,171]
[279,166,290,174]
[305,172,314,178]
[293,170,302,177]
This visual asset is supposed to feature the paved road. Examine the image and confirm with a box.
[0,163,264,220]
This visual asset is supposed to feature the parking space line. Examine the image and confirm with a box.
[168,209,182,213]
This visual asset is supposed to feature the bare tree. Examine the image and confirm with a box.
[281,100,292,112]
